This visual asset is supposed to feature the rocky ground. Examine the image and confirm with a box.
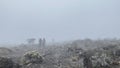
[0,39,120,68]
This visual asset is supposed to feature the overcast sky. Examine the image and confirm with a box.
[0,0,120,44]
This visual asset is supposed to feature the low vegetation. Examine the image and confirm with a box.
[0,39,120,68]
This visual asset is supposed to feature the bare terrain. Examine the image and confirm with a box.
[0,39,120,68]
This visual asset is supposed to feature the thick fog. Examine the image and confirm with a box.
[0,0,120,44]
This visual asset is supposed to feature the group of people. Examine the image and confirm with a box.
[39,38,46,47]
[27,38,46,47]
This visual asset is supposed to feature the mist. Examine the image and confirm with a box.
[1,1,120,67]
[0,0,120,44]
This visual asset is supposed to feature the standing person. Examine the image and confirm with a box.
[39,38,42,46]
[42,38,46,47]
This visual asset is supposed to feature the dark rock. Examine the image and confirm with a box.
[0,57,14,68]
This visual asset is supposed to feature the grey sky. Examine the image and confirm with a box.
[0,0,120,44]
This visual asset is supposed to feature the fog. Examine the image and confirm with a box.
[0,0,120,44]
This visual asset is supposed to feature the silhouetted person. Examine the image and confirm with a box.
[42,38,46,47]
[39,38,42,46]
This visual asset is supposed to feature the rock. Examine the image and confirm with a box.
[21,51,43,65]
[0,57,14,68]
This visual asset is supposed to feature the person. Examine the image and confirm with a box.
[42,38,46,47]
[39,38,42,46]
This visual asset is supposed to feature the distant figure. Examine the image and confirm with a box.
[42,38,46,47]
[38,38,46,47]
[39,38,42,46]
